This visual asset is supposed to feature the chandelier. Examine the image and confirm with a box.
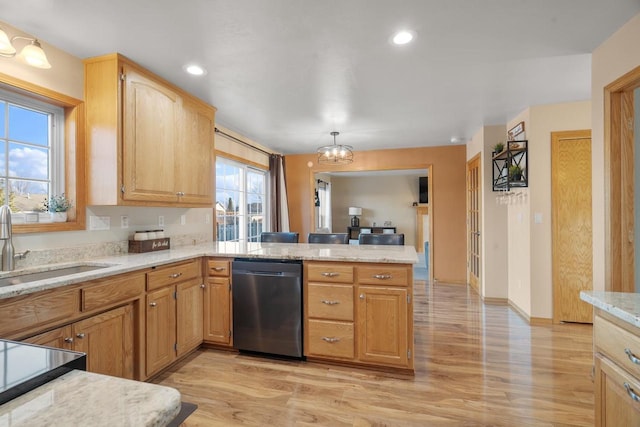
[317,131,353,165]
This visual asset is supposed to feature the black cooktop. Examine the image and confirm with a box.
[0,339,86,405]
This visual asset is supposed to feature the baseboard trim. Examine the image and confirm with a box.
[530,317,553,325]
[483,297,508,305]
[508,299,531,323]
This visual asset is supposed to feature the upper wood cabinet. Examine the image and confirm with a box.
[84,53,216,206]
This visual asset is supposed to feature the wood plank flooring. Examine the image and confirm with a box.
[153,280,594,426]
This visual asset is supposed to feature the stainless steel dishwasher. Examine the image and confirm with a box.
[232,258,303,358]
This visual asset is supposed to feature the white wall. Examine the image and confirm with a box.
[331,174,422,247]
[592,13,640,291]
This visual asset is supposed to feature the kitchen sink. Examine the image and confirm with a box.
[0,264,109,287]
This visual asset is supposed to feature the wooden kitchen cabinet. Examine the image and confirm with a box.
[203,258,232,346]
[145,260,204,377]
[304,261,414,371]
[84,53,216,207]
[593,309,640,425]
[25,304,135,379]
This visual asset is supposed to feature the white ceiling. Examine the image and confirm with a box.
[1,1,639,154]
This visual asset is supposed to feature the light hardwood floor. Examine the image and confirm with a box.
[153,280,594,426]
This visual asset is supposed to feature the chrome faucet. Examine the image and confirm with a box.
[0,205,29,271]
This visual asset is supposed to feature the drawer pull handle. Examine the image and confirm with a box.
[321,300,340,305]
[625,348,640,365]
[624,382,640,402]
[322,337,340,343]
[213,267,226,272]
[76,333,85,339]
[321,272,339,277]
[169,272,183,279]
[64,337,74,343]
[373,274,392,280]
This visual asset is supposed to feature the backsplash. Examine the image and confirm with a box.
[13,233,211,270]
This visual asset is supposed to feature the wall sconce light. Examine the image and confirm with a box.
[0,28,51,69]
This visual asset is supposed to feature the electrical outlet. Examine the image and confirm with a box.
[121,215,129,229]
[205,214,211,224]
[158,216,164,227]
[180,214,186,225]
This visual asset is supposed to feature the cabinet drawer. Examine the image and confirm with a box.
[82,273,145,312]
[596,354,640,425]
[307,319,354,359]
[306,263,354,283]
[207,259,230,277]
[147,260,200,291]
[0,288,80,337]
[595,314,640,379]
[357,265,409,286]
[307,283,353,321]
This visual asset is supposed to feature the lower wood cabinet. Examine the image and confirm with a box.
[203,258,232,346]
[145,261,204,378]
[25,304,135,379]
[357,286,409,367]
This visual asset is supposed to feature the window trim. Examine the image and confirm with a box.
[0,71,86,233]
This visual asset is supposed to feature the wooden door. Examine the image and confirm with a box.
[552,130,593,323]
[122,64,179,203]
[203,277,232,345]
[73,305,134,378]
[24,325,73,350]
[176,279,204,356]
[178,98,214,205]
[357,286,408,367]
[467,155,481,292]
[146,286,176,377]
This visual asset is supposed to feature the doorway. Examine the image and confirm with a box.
[467,154,481,293]
[605,65,640,292]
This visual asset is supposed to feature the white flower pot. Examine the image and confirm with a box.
[38,212,52,223]
[52,212,67,222]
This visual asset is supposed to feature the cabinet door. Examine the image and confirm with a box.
[203,277,232,345]
[176,279,204,357]
[73,305,134,379]
[122,64,179,203]
[24,325,74,350]
[357,286,409,367]
[596,354,640,426]
[177,98,214,205]
[146,286,177,377]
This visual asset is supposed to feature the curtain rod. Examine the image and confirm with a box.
[214,127,273,157]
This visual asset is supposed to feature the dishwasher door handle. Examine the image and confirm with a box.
[236,270,285,277]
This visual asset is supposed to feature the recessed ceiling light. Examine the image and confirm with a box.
[392,30,415,45]
[184,64,206,76]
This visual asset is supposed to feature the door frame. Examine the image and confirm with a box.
[605,65,640,292]
[466,153,482,293]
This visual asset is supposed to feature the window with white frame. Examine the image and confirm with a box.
[0,87,64,213]
[215,157,267,242]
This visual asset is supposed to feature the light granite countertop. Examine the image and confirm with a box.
[580,290,640,328]
[0,241,419,300]
[0,370,181,426]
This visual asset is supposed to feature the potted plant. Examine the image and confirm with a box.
[43,193,73,222]
[493,142,505,154]
[509,164,523,181]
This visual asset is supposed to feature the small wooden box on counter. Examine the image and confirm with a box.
[128,238,170,253]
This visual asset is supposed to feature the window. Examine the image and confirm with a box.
[216,157,267,242]
[0,87,64,213]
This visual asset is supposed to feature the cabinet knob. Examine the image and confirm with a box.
[168,272,183,279]
[176,191,185,197]
[76,333,85,339]
[359,294,365,300]
[64,337,74,343]
[200,283,206,289]
[149,302,157,307]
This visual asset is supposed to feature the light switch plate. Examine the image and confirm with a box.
[89,216,110,231]
[534,213,543,224]
[180,214,186,225]
[158,216,164,227]
[121,215,129,228]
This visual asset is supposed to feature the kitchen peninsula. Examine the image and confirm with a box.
[0,242,417,424]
